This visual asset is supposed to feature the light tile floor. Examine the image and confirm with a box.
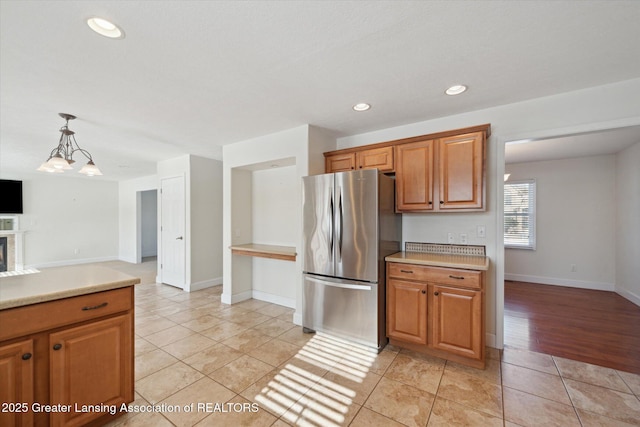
[100,262,640,427]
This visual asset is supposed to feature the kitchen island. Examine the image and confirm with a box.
[0,265,140,426]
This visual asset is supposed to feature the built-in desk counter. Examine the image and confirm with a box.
[230,243,297,262]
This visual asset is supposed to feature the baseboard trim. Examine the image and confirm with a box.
[189,276,223,292]
[616,286,640,307]
[251,290,295,309]
[221,290,252,305]
[29,256,119,269]
[486,333,496,349]
[505,273,614,291]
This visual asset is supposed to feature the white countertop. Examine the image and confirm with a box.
[386,251,490,271]
[0,265,140,310]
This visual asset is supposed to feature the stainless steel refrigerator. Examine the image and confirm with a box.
[302,169,402,351]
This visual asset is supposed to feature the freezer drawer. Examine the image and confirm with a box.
[302,274,384,350]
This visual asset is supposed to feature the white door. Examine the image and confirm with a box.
[161,176,186,289]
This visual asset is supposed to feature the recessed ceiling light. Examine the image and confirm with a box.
[445,85,467,96]
[87,17,125,39]
[353,103,371,112]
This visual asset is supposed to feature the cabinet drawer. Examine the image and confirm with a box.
[388,263,482,290]
[0,287,133,342]
[388,262,432,281]
[427,268,481,290]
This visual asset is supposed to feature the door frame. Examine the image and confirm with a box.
[495,116,640,350]
[159,174,187,289]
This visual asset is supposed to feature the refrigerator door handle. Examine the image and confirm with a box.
[305,276,372,291]
[329,188,334,261]
[338,187,343,260]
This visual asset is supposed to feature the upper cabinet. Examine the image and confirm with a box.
[324,124,491,213]
[324,124,489,212]
[437,132,484,210]
[395,139,434,211]
[396,131,485,212]
[325,146,394,173]
[325,152,356,173]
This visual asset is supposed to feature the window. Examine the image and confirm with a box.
[504,179,536,249]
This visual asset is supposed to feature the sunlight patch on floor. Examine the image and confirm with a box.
[254,332,379,426]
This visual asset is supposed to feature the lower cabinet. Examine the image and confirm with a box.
[387,262,485,368]
[387,280,428,344]
[0,340,34,427]
[431,284,482,360]
[0,287,134,427]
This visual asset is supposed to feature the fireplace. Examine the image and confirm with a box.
[0,237,7,272]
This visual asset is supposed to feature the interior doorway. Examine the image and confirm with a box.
[499,124,640,370]
[140,189,158,263]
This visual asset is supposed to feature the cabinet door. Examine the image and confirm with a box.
[387,279,428,344]
[356,146,394,172]
[438,132,484,210]
[325,153,356,173]
[395,140,434,211]
[50,314,133,427]
[0,340,34,427]
[431,285,482,359]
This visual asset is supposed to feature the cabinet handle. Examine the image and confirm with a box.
[421,290,426,294]
[53,344,62,351]
[439,201,444,204]
[22,353,32,360]
[82,302,108,311]
[428,201,432,205]
[434,291,440,296]
[400,269,413,274]
[448,275,465,280]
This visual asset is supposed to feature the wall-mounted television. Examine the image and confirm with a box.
[0,180,23,214]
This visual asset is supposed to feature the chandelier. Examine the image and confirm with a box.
[37,113,103,176]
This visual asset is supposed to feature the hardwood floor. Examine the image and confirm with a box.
[504,280,640,374]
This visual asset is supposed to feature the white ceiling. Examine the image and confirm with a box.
[1,1,639,181]
[505,125,640,164]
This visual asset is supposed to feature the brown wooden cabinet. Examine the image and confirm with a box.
[395,131,485,212]
[0,287,134,426]
[395,139,434,211]
[431,284,483,360]
[325,146,394,173]
[325,152,356,173]
[438,132,485,210]
[0,340,34,427]
[387,262,485,368]
[387,279,428,344]
[50,314,133,427]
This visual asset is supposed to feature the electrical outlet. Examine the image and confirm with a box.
[447,232,455,244]
[460,233,468,244]
[571,264,576,272]
[477,225,486,238]
[74,248,79,255]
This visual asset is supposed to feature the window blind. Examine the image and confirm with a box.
[504,180,536,249]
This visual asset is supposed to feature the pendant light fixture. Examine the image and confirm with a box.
[37,113,103,176]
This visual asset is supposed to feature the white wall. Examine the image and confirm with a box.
[222,125,336,322]
[157,155,223,291]
[505,155,616,290]
[4,173,119,268]
[251,165,298,305]
[140,190,157,257]
[336,78,640,347]
[118,175,157,263]
[189,155,223,289]
[616,141,640,305]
